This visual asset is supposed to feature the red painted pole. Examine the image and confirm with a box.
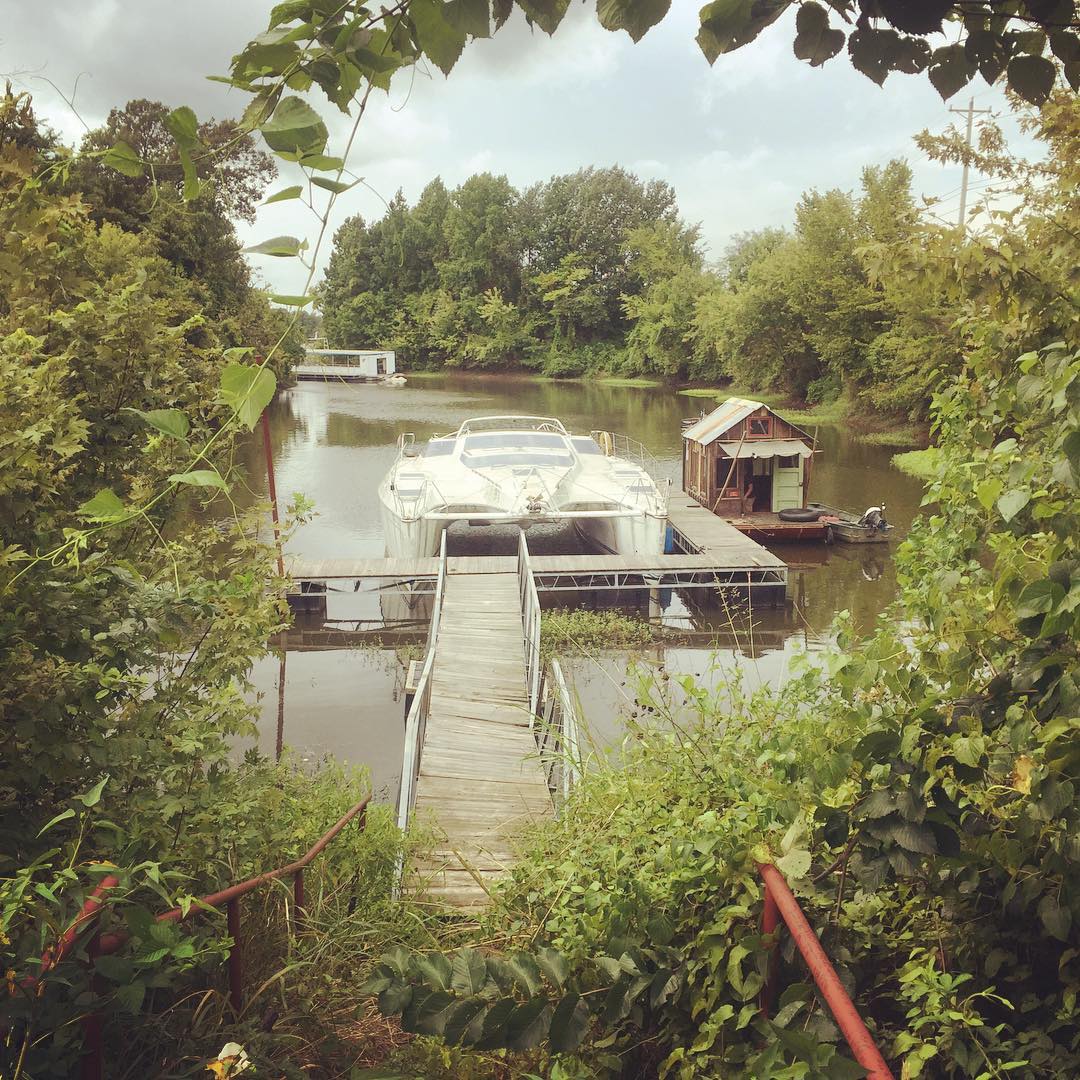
[261,410,285,579]
[227,897,243,1014]
[80,932,104,1080]
[757,863,894,1080]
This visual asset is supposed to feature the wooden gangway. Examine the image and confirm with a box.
[397,533,559,909]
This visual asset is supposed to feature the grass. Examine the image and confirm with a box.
[893,447,941,479]
[852,426,928,448]
[596,376,663,388]
[541,608,657,658]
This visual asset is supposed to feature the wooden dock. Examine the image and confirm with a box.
[665,491,787,568]
[406,572,552,908]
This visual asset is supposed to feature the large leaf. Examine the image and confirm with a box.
[127,408,190,440]
[549,992,590,1052]
[263,184,304,204]
[218,363,277,430]
[260,96,329,155]
[775,847,812,880]
[165,106,199,148]
[451,948,488,996]
[443,996,488,1045]
[504,997,551,1051]
[269,293,315,307]
[445,0,491,38]
[77,488,128,524]
[928,43,975,100]
[515,0,572,35]
[997,488,1031,523]
[244,235,306,258]
[411,0,467,74]
[509,952,543,995]
[535,947,568,991]
[1038,892,1072,942]
[103,141,144,177]
[792,2,844,67]
[1007,54,1057,106]
[697,0,789,64]
[310,176,356,194]
[168,469,228,490]
[415,951,452,991]
[596,0,671,43]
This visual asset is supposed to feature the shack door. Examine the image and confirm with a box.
[771,454,803,512]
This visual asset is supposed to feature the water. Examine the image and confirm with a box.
[244,374,925,796]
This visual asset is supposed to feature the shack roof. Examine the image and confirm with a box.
[682,397,814,446]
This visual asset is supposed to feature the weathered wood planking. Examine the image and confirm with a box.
[409,572,552,909]
[665,491,786,568]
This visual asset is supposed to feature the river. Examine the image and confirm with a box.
[242,374,925,798]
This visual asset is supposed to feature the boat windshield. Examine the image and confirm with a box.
[571,436,603,455]
[461,432,573,469]
[421,439,455,457]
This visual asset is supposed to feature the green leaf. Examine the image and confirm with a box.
[219,362,277,431]
[891,821,937,855]
[928,43,975,100]
[411,0,467,75]
[412,989,455,1035]
[515,0,572,35]
[445,0,492,38]
[443,996,488,1045]
[168,469,228,490]
[103,141,144,177]
[115,981,146,1014]
[549,992,590,1052]
[269,294,315,307]
[792,1,844,67]
[127,408,190,440]
[596,0,671,44]
[509,952,543,996]
[1016,579,1062,619]
[474,996,518,1048]
[451,948,488,996]
[310,176,356,194]
[696,0,787,64]
[260,96,329,155]
[415,952,452,991]
[244,235,305,257]
[264,184,304,204]
[1038,892,1072,942]
[505,997,551,1051]
[775,848,812,880]
[36,807,76,837]
[165,106,199,148]
[299,153,346,171]
[77,775,109,807]
[997,488,1031,522]
[1007,54,1057,106]
[178,146,201,202]
[976,477,1003,511]
[377,981,412,1014]
[78,488,128,524]
[535,947,569,991]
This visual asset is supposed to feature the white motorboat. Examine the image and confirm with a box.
[378,415,669,559]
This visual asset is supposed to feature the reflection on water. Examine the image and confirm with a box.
[241,374,925,775]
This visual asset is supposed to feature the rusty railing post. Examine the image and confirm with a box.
[759,875,780,1020]
[80,932,104,1080]
[293,869,305,934]
[227,897,243,1014]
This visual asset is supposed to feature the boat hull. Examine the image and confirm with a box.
[575,513,667,558]
[825,522,892,544]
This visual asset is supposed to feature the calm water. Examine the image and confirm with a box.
[244,374,925,797]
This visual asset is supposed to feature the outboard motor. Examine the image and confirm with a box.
[859,504,889,531]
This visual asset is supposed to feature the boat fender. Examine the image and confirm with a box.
[777,507,825,523]
[599,431,614,456]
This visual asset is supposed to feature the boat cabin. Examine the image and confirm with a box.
[682,398,814,517]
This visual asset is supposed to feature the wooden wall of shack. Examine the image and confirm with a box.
[682,404,813,514]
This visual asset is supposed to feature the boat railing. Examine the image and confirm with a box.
[517,530,543,719]
[396,530,449,838]
[533,658,581,808]
[591,429,664,481]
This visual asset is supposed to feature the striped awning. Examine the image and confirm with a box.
[715,439,812,459]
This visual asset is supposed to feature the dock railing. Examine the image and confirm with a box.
[516,530,543,719]
[533,658,581,807]
[396,530,449,835]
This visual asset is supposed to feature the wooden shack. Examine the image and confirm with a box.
[682,398,816,531]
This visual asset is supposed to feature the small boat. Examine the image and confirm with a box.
[378,415,669,559]
[384,374,407,387]
[806,502,893,543]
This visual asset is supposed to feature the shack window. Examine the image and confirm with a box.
[777,454,799,469]
[747,416,771,437]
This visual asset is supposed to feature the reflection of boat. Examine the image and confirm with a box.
[378,416,669,559]
[807,502,893,544]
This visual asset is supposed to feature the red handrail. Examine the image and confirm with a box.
[758,862,894,1080]
[25,796,370,1079]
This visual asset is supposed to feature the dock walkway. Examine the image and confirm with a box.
[405,569,552,908]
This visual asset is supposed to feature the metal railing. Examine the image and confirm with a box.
[27,797,371,1080]
[396,530,449,834]
[759,862,894,1079]
[517,530,543,720]
[591,429,662,477]
[533,658,580,807]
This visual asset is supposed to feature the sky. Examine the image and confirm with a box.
[0,0,1030,296]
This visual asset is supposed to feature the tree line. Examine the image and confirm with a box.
[319,152,973,419]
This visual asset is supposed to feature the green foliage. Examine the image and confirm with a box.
[541,608,656,659]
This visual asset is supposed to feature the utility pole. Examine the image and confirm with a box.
[948,96,992,231]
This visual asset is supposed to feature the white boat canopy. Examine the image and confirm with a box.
[715,439,813,459]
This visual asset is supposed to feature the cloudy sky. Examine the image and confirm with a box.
[1,0,1029,295]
